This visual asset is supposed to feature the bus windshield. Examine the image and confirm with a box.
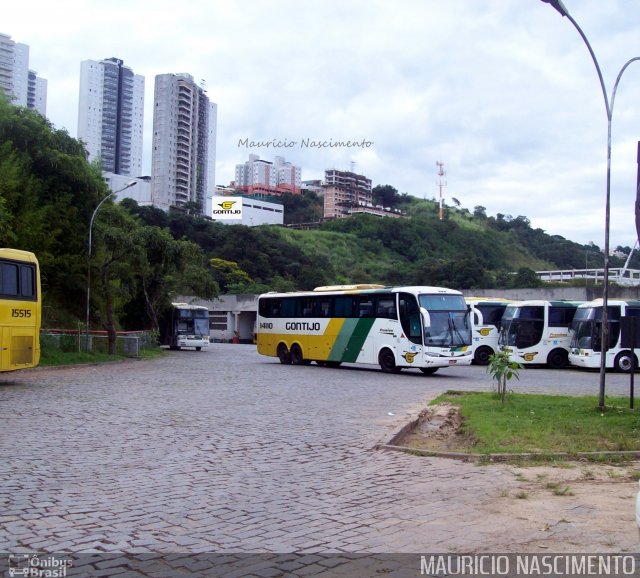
[500,305,544,349]
[570,305,620,352]
[176,308,209,335]
[419,294,470,347]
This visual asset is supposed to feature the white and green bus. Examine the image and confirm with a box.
[569,298,640,372]
[256,284,472,374]
[498,300,582,369]
[466,297,513,365]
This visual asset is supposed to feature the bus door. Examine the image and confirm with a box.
[399,293,423,362]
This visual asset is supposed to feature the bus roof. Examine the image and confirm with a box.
[171,302,209,310]
[258,285,464,299]
[464,297,514,304]
[0,248,38,264]
[506,300,584,307]
[577,298,640,308]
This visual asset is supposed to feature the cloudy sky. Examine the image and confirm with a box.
[4,0,640,249]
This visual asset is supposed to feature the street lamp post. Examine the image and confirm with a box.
[541,0,640,409]
[85,181,137,350]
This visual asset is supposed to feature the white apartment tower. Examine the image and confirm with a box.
[151,73,217,215]
[0,33,47,115]
[235,155,301,196]
[78,58,144,176]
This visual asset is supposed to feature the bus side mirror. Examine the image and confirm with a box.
[420,307,431,329]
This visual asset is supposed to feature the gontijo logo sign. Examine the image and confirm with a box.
[211,197,243,220]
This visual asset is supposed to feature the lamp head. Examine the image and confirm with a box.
[540,0,569,17]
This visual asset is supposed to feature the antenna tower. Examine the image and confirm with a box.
[436,161,446,220]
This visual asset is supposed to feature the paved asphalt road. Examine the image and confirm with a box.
[0,344,637,576]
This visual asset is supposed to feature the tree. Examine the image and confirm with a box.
[473,205,487,219]
[511,267,542,288]
[131,226,218,332]
[0,93,108,324]
[209,258,252,293]
[91,204,140,353]
[280,191,322,224]
[372,184,400,207]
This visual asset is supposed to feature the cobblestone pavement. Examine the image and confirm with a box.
[0,345,638,572]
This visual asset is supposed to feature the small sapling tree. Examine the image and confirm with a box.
[487,351,522,403]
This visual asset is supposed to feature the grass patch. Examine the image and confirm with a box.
[433,391,640,455]
[40,349,125,366]
[40,346,164,367]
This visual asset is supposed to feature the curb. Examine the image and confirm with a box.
[377,442,640,463]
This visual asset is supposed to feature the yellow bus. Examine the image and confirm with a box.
[0,248,41,371]
[256,284,472,374]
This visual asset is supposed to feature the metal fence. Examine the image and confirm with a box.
[41,330,158,357]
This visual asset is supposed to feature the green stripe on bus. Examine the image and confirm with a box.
[328,317,376,363]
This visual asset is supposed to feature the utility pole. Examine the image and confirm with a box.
[437,161,446,220]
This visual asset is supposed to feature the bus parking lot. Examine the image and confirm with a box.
[1,344,638,563]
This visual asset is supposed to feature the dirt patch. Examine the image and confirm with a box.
[395,402,478,452]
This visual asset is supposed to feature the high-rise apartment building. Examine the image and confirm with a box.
[323,169,372,219]
[0,32,47,115]
[151,73,217,215]
[235,155,301,196]
[78,57,144,176]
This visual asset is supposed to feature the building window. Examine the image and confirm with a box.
[210,311,228,331]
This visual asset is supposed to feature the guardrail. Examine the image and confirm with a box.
[41,329,158,357]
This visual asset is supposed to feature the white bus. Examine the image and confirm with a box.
[498,300,582,369]
[466,297,513,365]
[256,284,472,374]
[160,303,210,351]
[569,298,640,372]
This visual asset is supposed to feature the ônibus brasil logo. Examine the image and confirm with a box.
[211,197,243,220]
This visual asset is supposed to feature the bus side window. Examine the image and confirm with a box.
[357,297,374,318]
[0,263,18,296]
[334,296,354,318]
[301,298,314,317]
[318,299,331,317]
[20,265,35,298]
[376,296,397,319]
[549,307,576,327]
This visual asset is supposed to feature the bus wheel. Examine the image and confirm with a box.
[614,351,635,373]
[290,344,304,365]
[420,367,439,375]
[473,346,493,366]
[379,349,401,373]
[196,347,202,351]
[324,361,342,368]
[547,348,568,369]
[277,343,291,364]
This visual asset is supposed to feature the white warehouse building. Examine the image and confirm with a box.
[211,194,284,227]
